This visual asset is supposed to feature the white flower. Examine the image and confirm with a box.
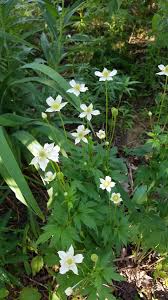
[95,67,117,81]
[58,245,84,275]
[79,103,100,121]
[45,95,67,112]
[96,129,106,139]
[57,5,62,12]
[65,287,73,296]
[99,176,115,192]
[44,171,56,183]
[110,193,122,205]
[30,143,60,171]
[156,64,168,76]
[71,125,90,144]
[67,80,88,97]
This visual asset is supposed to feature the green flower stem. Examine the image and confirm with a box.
[158,76,168,122]
[58,112,67,140]
[105,81,108,140]
[109,116,117,148]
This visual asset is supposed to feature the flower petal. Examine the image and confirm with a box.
[95,71,102,77]
[67,245,74,256]
[46,107,54,112]
[38,158,49,171]
[59,264,69,274]
[110,69,117,76]
[69,80,76,87]
[58,251,67,260]
[56,95,62,103]
[46,96,54,106]
[86,113,92,121]
[70,263,78,275]
[82,137,88,143]
[80,104,87,111]
[158,64,165,71]
[92,110,100,115]
[74,254,84,263]
[79,112,87,118]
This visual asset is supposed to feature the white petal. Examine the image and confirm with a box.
[47,151,59,162]
[80,104,87,111]
[84,128,90,134]
[44,143,54,152]
[59,264,69,274]
[73,89,80,96]
[77,125,85,132]
[80,84,88,92]
[56,95,62,103]
[82,137,88,143]
[46,107,54,112]
[92,110,100,115]
[158,64,165,71]
[30,157,38,165]
[107,77,113,81]
[70,263,78,275]
[100,183,105,189]
[75,138,80,144]
[95,71,102,77]
[67,245,74,256]
[60,102,67,109]
[100,178,104,183]
[69,79,76,87]
[31,144,42,155]
[110,69,117,76]
[105,176,111,181]
[110,182,116,188]
[86,113,92,121]
[38,158,49,171]
[74,254,84,263]
[46,96,54,106]
[58,251,67,260]
[99,77,106,81]
[79,112,87,118]
[71,132,78,137]
[106,186,111,192]
[156,71,165,75]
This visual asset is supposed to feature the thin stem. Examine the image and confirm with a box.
[110,117,116,147]
[58,112,67,140]
[158,76,168,122]
[105,81,108,140]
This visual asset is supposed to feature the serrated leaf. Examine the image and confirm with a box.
[19,287,41,300]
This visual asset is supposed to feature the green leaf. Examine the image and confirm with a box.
[0,288,9,299]
[0,114,33,127]
[132,185,148,205]
[22,63,81,110]
[31,256,44,276]
[0,127,44,220]
[19,287,41,300]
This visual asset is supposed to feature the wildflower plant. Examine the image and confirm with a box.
[23,63,132,300]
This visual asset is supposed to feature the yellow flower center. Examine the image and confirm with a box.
[74,84,81,91]
[66,258,74,265]
[102,70,110,78]
[51,102,61,110]
[104,181,110,187]
[113,195,119,202]
[38,149,47,159]
[86,107,92,113]
[78,132,84,139]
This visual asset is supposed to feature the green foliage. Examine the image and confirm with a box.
[19,287,41,300]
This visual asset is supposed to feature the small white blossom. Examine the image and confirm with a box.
[100,176,115,193]
[96,129,106,139]
[79,103,100,121]
[65,287,73,296]
[156,64,168,76]
[30,143,60,171]
[71,125,90,144]
[67,80,88,97]
[110,193,122,205]
[95,67,117,81]
[44,171,56,183]
[45,95,67,112]
[58,245,84,275]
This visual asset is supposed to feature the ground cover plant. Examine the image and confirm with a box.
[0,0,168,299]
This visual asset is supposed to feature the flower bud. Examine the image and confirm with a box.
[111,107,118,117]
[148,111,152,117]
[91,254,98,263]
[64,192,68,197]
[41,112,47,119]
[105,141,109,146]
